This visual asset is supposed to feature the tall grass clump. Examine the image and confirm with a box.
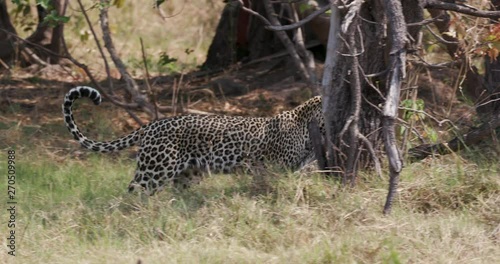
[0,148,498,263]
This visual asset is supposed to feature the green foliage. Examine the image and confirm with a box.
[128,49,201,74]
[158,52,178,66]
[298,3,314,14]
[127,52,182,75]
[401,98,425,121]
[399,98,442,145]
[37,0,50,9]
[43,9,70,27]
[11,0,70,28]
[112,0,126,8]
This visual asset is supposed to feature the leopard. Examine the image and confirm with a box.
[63,86,324,195]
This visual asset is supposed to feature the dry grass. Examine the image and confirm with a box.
[0,145,498,263]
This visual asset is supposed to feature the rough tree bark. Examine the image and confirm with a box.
[320,0,421,182]
[482,0,500,118]
[209,0,500,213]
[203,0,283,70]
[310,0,500,213]
[381,0,408,214]
[26,0,67,64]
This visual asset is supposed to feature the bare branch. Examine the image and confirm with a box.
[345,11,362,187]
[261,0,312,82]
[266,4,330,31]
[288,3,316,84]
[424,0,500,19]
[358,133,383,180]
[382,0,406,215]
[155,1,186,20]
[140,38,159,120]
[341,0,363,33]
[406,13,445,27]
[75,0,114,93]
[408,112,500,161]
[71,0,146,126]
[238,0,272,26]
[424,25,459,45]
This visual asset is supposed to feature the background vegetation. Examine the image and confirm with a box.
[0,135,498,263]
[0,0,499,263]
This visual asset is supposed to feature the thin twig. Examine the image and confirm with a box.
[425,24,459,44]
[425,0,500,19]
[399,107,458,128]
[406,13,445,26]
[266,4,330,31]
[358,133,383,180]
[475,94,500,108]
[140,38,159,120]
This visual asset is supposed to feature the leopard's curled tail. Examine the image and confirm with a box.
[62,86,141,152]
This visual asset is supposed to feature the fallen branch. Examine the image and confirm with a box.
[424,0,500,19]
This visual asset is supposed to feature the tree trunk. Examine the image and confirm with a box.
[317,0,422,213]
[324,0,395,174]
[26,0,67,64]
[0,0,66,66]
[202,1,241,69]
[0,0,18,63]
[202,1,293,70]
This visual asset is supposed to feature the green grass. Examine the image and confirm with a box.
[0,148,498,263]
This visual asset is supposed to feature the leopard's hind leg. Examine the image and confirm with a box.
[172,167,205,189]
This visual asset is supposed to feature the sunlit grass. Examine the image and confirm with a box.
[0,147,498,263]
